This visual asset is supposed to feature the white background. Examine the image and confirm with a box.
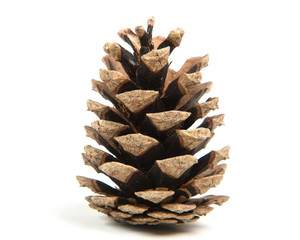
[1,0,299,239]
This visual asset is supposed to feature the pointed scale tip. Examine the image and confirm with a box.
[201,114,225,132]
[76,175,84,186]
[86,99,107,112]
[103,42,121,61]
[215,146,230,161]
[77,176,96,189]
[197,97,219,118]
[213,114,225,127]
[84,125,100,144]
[117,28,130,40]
[168,28,185,47]
[177,128,211,151]
[202,54,209,68]
[147,16,155,26]
[135,25,146,37]
[205,97,219,110]
[179,72,202,94]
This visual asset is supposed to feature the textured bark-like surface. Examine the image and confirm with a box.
[183,97,219,129]
[134,189,175,204]
[78,17,229,226]
[115,90,165,125]
[103,42,137,82]
[172,55,209,80]
[163,128,211,157]
[199,114,225,131]
[99,69,137,94]
[157,28,184,53]
[140,110,191,141]
[86,120,132,159]
[102,55,128,77]
[77,176,126,197]
[87,99,128,125]
[82,145,121,173]
[114,133,166,170]
[148,155,198,188]
[99,162,153,193]
[118,28,141,55]
[138,48,170,92]
[135,25,152,55]
[175,82,213,111]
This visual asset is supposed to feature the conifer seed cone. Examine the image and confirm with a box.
[77,17,230,226]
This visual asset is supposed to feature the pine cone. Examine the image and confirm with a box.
[77,17,230,226]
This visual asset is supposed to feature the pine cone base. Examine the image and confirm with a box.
[85,194,228,225]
